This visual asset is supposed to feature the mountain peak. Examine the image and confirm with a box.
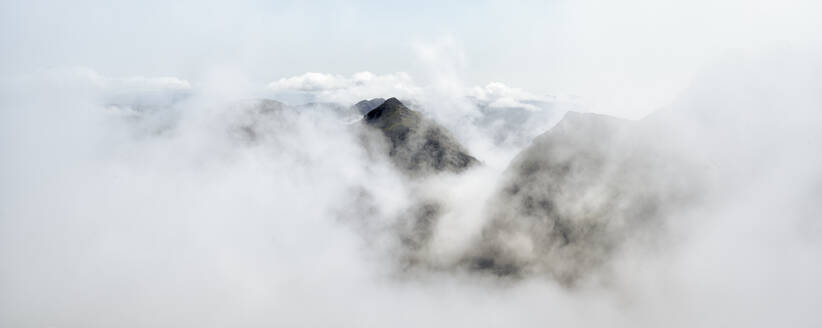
[382,97,403,107]
[360,97,479,175]
[364,97,413,122]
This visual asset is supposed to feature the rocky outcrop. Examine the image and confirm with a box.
[362,98,479,175]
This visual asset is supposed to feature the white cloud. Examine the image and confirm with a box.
[268,72,350,91]
[113,75,192,92]
[267,71,422,104]
[2,44,821,328]
[41,67,192,94]
[468,82,554,111]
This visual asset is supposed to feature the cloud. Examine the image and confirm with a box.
[268,72,350,91]
[1,0,821,326]
[1,47,822,327]
[39,66,192,93]
[468,82,553,111]
[264,69,571,165]
[267,71,423,104]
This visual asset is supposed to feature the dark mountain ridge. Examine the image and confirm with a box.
[362,97,480,175]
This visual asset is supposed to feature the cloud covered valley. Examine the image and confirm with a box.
[1,44,821,327]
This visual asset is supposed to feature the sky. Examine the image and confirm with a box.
[2,0,820,117]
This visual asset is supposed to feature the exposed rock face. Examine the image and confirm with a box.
[362,98,479,175]
[462,111,702,284]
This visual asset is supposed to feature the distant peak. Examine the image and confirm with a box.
[354,97,385,105]
[353,98,386,115]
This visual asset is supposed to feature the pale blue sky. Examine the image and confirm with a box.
[2,0,820,117]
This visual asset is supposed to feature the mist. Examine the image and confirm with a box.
[2,1,822,327]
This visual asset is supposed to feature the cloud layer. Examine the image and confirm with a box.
[1,45,822,328]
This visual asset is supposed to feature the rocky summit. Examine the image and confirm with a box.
[362,98,479,175]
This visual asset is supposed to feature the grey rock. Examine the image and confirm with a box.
[362,97,480,175]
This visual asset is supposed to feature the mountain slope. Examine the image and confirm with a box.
[362,98,479,174]
[462,111,702,284]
